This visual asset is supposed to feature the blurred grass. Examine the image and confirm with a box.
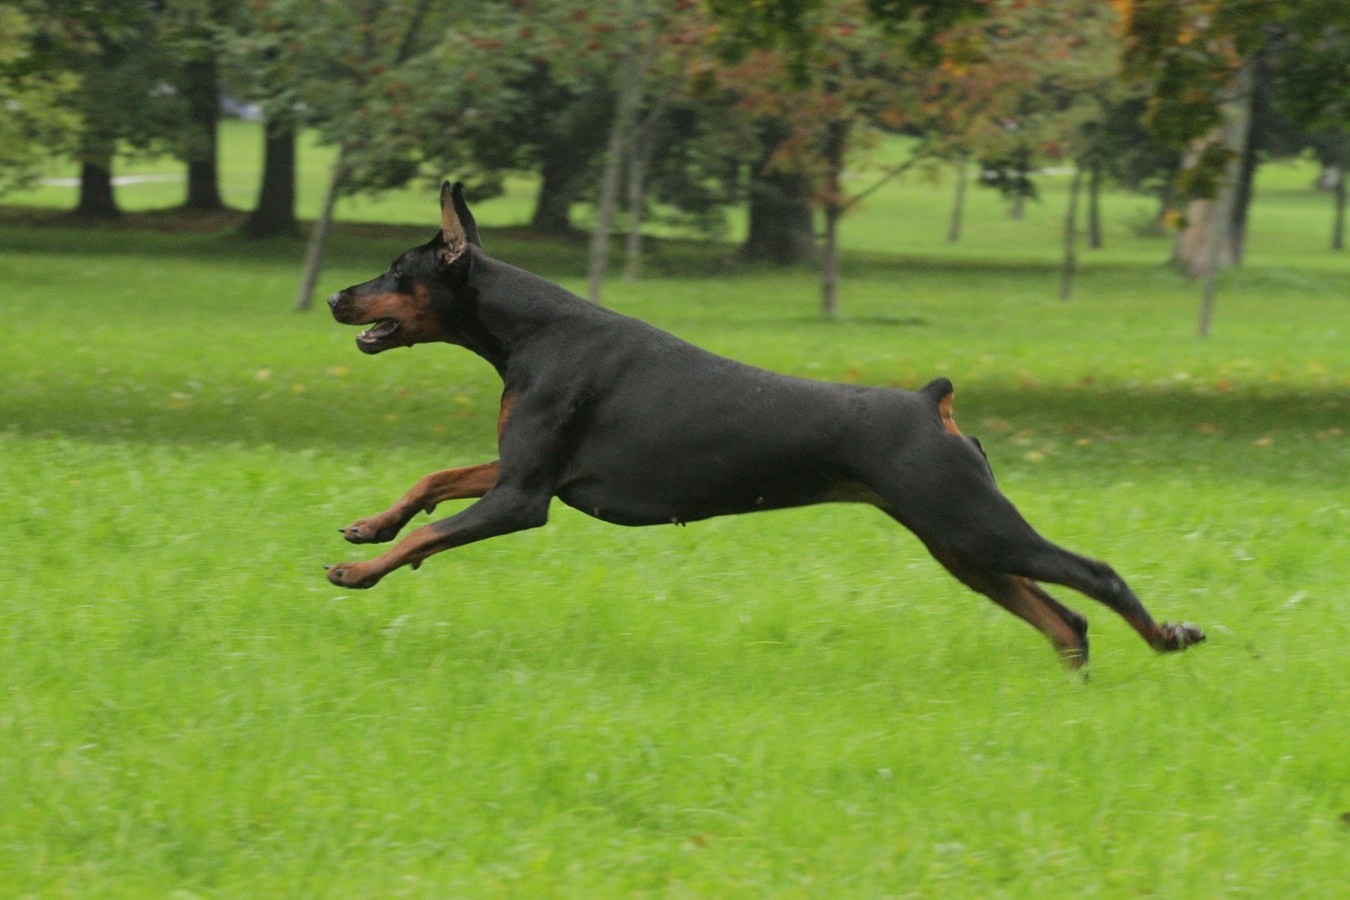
[0,120,1346,896]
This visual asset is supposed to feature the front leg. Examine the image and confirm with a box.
[341,461,499,544]
[327,483,550,589]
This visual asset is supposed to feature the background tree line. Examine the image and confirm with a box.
[2,0,1346,324]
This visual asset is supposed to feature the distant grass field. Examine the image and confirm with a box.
[1,121,1346,896]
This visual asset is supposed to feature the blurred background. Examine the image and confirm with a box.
[2,3,1347,895]
[3,0,1346,317]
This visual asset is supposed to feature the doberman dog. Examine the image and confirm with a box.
[325,182,1205,669]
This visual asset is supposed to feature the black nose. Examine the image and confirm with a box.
[327,291,344,310]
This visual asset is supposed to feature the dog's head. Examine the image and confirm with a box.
[328,181,481,354]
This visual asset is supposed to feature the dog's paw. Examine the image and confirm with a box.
[1158,621,1206,651]
[325,562,382,589]
[339,516,402,544]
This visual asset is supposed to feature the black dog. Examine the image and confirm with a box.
[326,182,1204,668]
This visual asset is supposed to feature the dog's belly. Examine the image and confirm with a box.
[556,481,833,526]
[554,456,874,526]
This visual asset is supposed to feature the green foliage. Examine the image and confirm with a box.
[0,136,1346,893]
[913,0,1132,212]
[31,0,186,161]
[1113,0,1242,194]
[1174,142,1237,201]
[706,0,822,70]
[1118,0,1350,203]
[865,0,985,64]
[1271,20,1350,131]
[218,0,470,197]
[706,0,986,72]
[421,4,629,210]
[0,6,81,193]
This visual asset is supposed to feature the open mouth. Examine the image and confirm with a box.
[356,317,400,350]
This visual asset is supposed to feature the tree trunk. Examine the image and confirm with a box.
[947,152,968,243]
[76,155,119,219]
[588,11,648,305]
[741,116,815,264]
[295,148,346,312]
[1229,72,1261,266]
[1087,162,1102,249]
[819,119,849,318]
[291,0,430,308]
[1176,63,1255,279]
[1009,153,1026,220]
[1059,166,1083,302]
[1331,162,1346,252]
[742,166,816,264]
[623,126,655,281]
[242,116,298,238]
[530,144,584,233]
[588,123,626,305]
[821,205,841,318]
[1193,64,1254,335]
[1316,161,1341,191]
[181,53,224,211]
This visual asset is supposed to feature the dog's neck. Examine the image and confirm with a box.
[448,249,615,379]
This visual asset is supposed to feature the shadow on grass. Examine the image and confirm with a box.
[5,381,1343,486]
[0,210,1156,284]
[0,213,702,283]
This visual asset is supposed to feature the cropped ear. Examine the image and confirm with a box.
[439,180,481,265]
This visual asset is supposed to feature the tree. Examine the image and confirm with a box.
[805,11,925,315]
[429,5,690,239]
[927,0,1126,297]
[628,91,752,266]
[579,0,706,303]
[428,43,612,234]
[27,1,185,218]
[715,1,946,314]
[178,40,224,211]
[221,3,301,237]
[270,0,453,310]
[1118,0,1349,333]
[586,0,656,302]
[430,1,713,299]
[162,0,241,212]
[741,120,818,265]
[1090,94,1182,233]
[1272,19,1350,251]
[522,74,612,233]
[1306,130,1350,251]
[239,116,299,238]
[710,0,985,283]
[0,5,81,196]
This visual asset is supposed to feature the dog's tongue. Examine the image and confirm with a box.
[360,320,399,340]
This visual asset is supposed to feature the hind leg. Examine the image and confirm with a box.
[1008,543,1205,652]
[916,532,1090,667]
[872,431,1204,656]
[938,512,1204,654]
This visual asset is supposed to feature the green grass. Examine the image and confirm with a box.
[1,122,1347,896]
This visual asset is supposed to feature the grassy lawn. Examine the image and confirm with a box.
[1,122,1346,896]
